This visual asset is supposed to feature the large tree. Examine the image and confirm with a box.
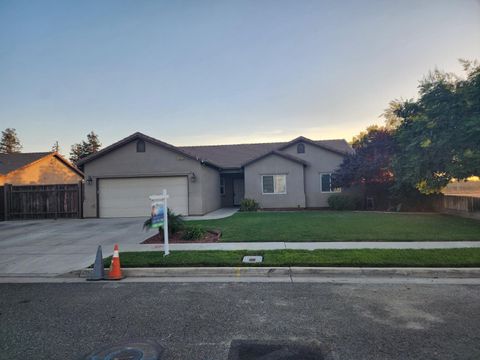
[392,60,480,194]
[69,131,102,165]
[0,128,22,153]
[332,125,395,187]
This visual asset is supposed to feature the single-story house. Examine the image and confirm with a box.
[0,152,83,186]
[77,132,354,218]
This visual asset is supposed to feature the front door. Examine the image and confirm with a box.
[233,178,245,206]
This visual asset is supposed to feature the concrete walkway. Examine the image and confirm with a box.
[183,207,238,220]
[122,241,480,252]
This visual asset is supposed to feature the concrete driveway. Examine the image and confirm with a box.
[0,218,149,276]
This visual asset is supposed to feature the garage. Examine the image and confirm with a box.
[98,176,188,217]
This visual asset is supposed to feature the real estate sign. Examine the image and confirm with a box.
[150,201,165,228]
[149,190,170,256]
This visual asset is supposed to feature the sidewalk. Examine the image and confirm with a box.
[122,241,480,252]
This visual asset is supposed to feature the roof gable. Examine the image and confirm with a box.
[0,152,51,175]
[77,132,220,169]
[0,152,83,177]
[277,136,353,156]
[243,150,309,167]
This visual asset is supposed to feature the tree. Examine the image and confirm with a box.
[392,60,480,194]
[0,128,22,153]
[332,125,395,188]
[382,99,405,130]
[69,131,102,165]
[51,141,60,153]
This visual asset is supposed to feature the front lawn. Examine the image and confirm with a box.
[110,248,480,267]
[189,211,480,241]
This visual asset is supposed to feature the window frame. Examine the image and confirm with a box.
[261,174,287,195]
[136,139,146,153]
[297,143,305,154]
[320,173,341,193]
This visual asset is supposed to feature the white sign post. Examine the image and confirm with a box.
[149,189,170,256]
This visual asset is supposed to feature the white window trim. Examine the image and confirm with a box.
[320,173,341,193]
[261,174,287,195]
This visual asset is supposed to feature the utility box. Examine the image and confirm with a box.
[242,256,263,264]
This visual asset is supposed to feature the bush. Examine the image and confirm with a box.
[328,194,362,210]
[143,208,184,235]
[240,198,260,212]
[182,225,206,241]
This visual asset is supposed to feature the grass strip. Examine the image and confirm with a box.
[104,248,480,268]
[188,211,480,242]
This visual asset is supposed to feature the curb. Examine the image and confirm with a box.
[71,267,480,279]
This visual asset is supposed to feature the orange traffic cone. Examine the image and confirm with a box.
[107,244,124,280]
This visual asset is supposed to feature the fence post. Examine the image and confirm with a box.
[78,181,83,219]
[3,184,8,221]
[54,184,58,220]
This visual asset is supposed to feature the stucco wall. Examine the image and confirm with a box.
[201,166,221,214]
[282,142,346,207]
[82,139,220,217]
[244,154,306,208]
[1,156,82,186]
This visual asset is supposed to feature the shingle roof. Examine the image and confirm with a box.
[0,152,51,175]
[77,132,353,170]
[179,139,352,169]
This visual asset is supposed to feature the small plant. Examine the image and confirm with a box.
[328,194,362,210]
[240,198,259,212]
[182,225,206,241]
[143,208,184,236]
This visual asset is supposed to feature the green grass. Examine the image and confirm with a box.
[107,248,480,267]
[188,211,480,241]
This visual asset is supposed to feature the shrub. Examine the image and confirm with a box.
[143,208,184,235]
[240,198,260,212]
[328,194,362,210]
[182,225,206,241]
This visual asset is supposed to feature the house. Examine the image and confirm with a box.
[77,132,353,218]
[0,152,83,186]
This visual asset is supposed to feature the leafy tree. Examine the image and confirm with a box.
[382,99,405,130]
[332,125,395,188]
[392,60,480,194]
[0,128,22,153]
[69,131,102,165]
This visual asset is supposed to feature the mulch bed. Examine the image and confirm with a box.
[141,229,221,244]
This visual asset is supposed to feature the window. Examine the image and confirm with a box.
[220,177,225,195]
[136,139,146,152]
[320,173,340,193]
[262,175,286,194]
[297,143,305,154]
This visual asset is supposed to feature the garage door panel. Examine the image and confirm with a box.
[99,177,188,217]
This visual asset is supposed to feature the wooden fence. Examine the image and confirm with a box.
[1,183,82,221]
[434,195,480,220]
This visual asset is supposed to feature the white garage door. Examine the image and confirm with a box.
[99,177,188,217]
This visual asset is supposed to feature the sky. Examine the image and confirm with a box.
[1,0,479,153]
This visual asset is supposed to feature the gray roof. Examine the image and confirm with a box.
[0,152,51,175]
[179,138,353,169]
[77,132,353,170]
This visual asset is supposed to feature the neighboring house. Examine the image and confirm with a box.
[78,132,353,218]
[0,152,83,186]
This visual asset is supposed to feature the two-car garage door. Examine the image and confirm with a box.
[98,177,188,217]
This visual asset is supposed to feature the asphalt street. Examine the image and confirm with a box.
[0,282,479,359]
